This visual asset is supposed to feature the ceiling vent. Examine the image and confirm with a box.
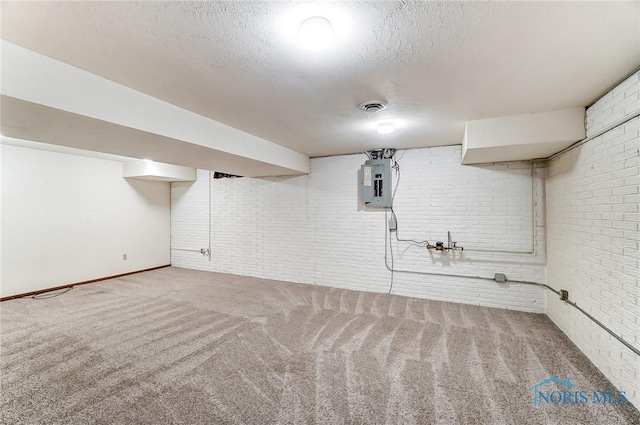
[359,100,388,113]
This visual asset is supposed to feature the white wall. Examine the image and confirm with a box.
[172,145,546,313]
[1,144,170,298]
[546,71,640,408]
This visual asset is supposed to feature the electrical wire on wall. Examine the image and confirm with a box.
[385,210,490,282]
[388,216,395,294]
[390,156,537,254]
[384,202,640,357]
[383,151,640,358]
[386,154,538,280]
[389,158,433,249]
[386,154,538,282]
[387,156,398,294]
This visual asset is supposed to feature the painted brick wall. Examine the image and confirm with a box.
[387,148,546,311]
[587,72,640,136]
[546,70,640,408]
[171,169,211,271]
[171,145,546,313]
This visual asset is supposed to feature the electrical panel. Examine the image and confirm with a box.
[360,159,392,208]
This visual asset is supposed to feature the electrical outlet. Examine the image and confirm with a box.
[123,254,127,261]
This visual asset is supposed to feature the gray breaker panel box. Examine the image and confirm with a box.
[360,159,392,208]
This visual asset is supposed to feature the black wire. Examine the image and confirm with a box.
[32,286,73,299]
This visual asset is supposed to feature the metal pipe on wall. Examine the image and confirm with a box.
[384,211,640,358]
[208,170,212,257]
[547,110,640,160]
[391,158,538,256]
[384,210,517,283]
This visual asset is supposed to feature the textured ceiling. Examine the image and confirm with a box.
[1,1,638,157]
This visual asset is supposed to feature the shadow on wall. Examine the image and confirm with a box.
[547,144,583,176]
[260,175,303,183]
[125,178,170,207]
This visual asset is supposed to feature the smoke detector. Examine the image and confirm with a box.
[358,100,388,113]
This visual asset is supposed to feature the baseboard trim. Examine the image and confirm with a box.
[0,265,171,302]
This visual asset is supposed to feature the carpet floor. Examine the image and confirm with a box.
[1,267,638,424]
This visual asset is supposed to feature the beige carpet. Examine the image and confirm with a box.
[1,267,638,424]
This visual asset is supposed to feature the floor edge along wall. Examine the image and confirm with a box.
[170,71,640,410]
[0,265,171,302]
[546,70,640,409]
[172,145,547,315]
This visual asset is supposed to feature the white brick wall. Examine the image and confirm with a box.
[587,71,640,137]
[210,172,313,284]
[171,145,546,313]
[171,169,211,271]
[547,70,640,408]
[386,148,546,312]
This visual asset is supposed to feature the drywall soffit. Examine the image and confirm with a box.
[0,41,310,177]
[462,107,586,164]
[123,160,196,182]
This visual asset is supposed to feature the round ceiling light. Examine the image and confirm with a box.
[377,122,395,135]
[298,17,334,50]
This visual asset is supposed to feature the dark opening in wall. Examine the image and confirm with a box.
[213,172,243,179]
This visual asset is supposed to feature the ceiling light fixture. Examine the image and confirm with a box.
[377,122,395,135]
[297,16,334,50]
